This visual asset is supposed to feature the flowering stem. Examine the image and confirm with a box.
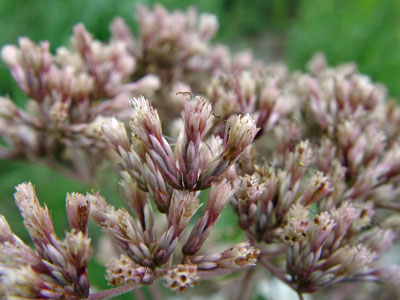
[87,267,251,300]
[197,266,252,279]
[87,283,138,300]
[148,282,163,300]
[234,267,258,300]
[297,291,304,300]
[132,288,146,300]
[258,255,295,289]
[41,158,85,183]
[0,146,18,159]
[376,203,400,211]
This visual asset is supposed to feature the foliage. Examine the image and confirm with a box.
[287,0,400,98]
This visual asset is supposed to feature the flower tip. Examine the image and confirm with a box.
[1,45,18,66]
[222,113,259,162]
[14,182,35,203]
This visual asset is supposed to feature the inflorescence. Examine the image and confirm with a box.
[0,4,399,300]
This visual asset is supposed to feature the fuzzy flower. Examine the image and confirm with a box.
[133,4,218,81]
[299,172,333,206]
[129,96,181,189]
[198,113,259,189]
[72,23,136,97]
[233,174,266,229]
[284,206,378,293]
[285,140,313,186]
[0,22,159,183]
[154,191,200,265]
[1,38,52,99]
[2,5,400,300]
[222,113,259,162]
[182,179,234,255]
[102,117,130,153]
[174,97,214,189]
[0,182,92,299]
[119,171,155,245]
[88,192,153,267]
[282,204,311,245]
[186,242,260,270]
[114,96,258,193]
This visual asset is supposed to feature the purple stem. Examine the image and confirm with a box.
[258,255,296,289]
[87,283,138,300]
[197,266,253,279]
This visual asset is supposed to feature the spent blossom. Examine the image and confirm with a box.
[0,183,91,299]
[0,4,400,300]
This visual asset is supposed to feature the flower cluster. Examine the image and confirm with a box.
[0,94,259,299]
[103,96,258,194]
[98,96,258,290]
[0,27,159,182]
[0,4,259,184]
[0,4,400,300]
[231,53,400,297]
[0,183,91,299]
[206,67,288,135]
[283,203,377,293]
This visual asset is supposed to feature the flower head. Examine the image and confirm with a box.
[0,182,92,299]
[222,113,259,163]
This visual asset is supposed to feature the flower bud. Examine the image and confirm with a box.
[66,193,90,234]
[1,45,19,67]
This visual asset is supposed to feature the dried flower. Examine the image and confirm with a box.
[222,114,259,162]
[154,191,200,265]
[284,205,378,293]
[198,113,258,189]
[175,97,213,189]
[106,254,154,287]
[186,242,260,270]
[182,179,234,255]
[88,192,153,267]
[164,264,199,293]
[1,5,399,300]
[0,183,92,299]
[129,96,181,189]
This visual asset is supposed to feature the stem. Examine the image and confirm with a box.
[258,244,287,257]
[197,266,252,279]
[0,147,18,159]
[41,158,81,182]
[132,289,146,300]
[376,203,400,211]
[233,267,258,300]
[297,291,304,300]
[148,282,162,300]
[258,256,295,290]
[87,283,138,300]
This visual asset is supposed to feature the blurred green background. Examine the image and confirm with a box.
[0,0,399,298]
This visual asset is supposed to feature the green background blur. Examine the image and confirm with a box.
[0,0,399,298]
